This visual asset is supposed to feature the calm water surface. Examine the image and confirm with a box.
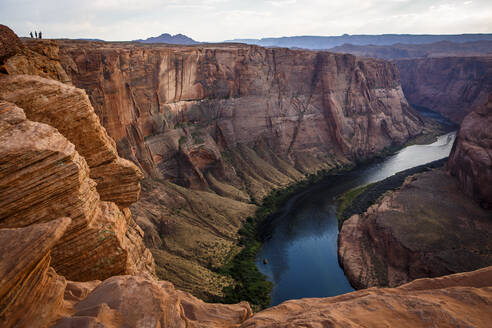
[256,132,457,306]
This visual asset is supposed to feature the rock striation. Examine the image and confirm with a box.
[0,99,154,281]
[329,40,492,60]
[396,56,492,123]
[0,218,70,328]
[448,92,492,208]
[1,25,492,327]
[0,74,143,208]
[58,41,423,184]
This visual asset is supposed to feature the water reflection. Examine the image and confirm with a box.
[256,132,456,306]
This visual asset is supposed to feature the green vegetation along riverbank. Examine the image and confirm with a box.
[336,158,448,229]
[211,164,354,310]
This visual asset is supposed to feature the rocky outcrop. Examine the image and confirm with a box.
[0,25,69,82]
[55,276,252,328]
[0,74,143,208]
[448,93,492,208]
[0,24,23,65]
[0,99,154,281]
[0,216,251,328]
[0,218,70,328]
[338,168,492,289]
[396,56,492,123]
[240,266,492,327]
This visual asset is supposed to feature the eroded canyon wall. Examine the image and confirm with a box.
[53,39,426,298]
[338,95,492,290]
[57,40,423,187]
[448,92,492,208]
[3,32,428,298]
[396,56,492,123]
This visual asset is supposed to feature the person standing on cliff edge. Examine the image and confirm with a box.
[29,31,33,38]
[34,31,37,38]
[39,31,42,39]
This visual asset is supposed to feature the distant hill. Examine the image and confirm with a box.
[328,40,492,60]
[134,33,199,45]
[228,34,492,50]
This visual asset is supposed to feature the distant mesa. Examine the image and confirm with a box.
[134,33,199,45]
[228,33,492,50]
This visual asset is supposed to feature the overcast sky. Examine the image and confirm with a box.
[1,0,491,42]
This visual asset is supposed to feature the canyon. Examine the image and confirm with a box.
[396,56,492,123]
[338,94,492,290]
[1,23,492,327]
[42,36,427,299]
[328,42,492,124]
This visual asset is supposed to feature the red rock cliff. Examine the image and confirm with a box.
[396,56,492,123]
[448,92,492,208]
[58,41,423,184]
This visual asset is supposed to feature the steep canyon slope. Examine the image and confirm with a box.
[396,56,492,123]
[326,41,492,124]
[52,39,425,297]
[339,94,492,290]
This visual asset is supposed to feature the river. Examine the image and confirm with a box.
[256,131,457,306]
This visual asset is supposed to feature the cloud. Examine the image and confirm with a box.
[0,0,491,41]
[267,0,297,7]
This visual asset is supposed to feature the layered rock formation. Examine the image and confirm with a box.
[0,215,251,328]
[58,41,423,183]
[0,74,143,208]
[0,218,70,328]
[54,40,427,296]
[0,29,70,82]
[448,93,492,208]
[0,93,154,281]
[396,56,492,123]
[339,96,492,289]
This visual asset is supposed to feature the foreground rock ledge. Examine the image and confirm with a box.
[240,266,492,327]
[0,101,155,281]
[50,266,492,328]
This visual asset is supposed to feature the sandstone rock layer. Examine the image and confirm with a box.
[396,56,492,123]
[0,218,70,328]
[0,100,154,281]
[240,267,492,328]
[448,93,492,208]
[0,24,23,64]
[0,74,143,208]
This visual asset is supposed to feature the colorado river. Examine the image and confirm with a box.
[256,131,457,306]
